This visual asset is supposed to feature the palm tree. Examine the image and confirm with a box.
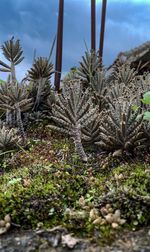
[91,0,96,51]
[54,0,64,92]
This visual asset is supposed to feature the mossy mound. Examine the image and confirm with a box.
[0,136,150,242]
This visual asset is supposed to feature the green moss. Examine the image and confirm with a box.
[96,164,150,228]
[0,137,150,243]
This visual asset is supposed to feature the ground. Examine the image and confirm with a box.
[0,126,150,250]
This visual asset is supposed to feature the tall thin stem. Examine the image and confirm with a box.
[54,0,64,92]
[99,0,107,61]
[91,0,96,52]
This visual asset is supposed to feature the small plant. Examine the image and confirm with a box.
[112,62,136,86]
[0,125,21,152]
[77,50,101,87]
[48,81,98,161]
[141,91,150,121]
[0,37,24,83]
[63,67,78,81]
[95,101,145,156]
[82,113,101,144]
[0,82,33,142]
[90,70,108,111]
[28,57,54,111]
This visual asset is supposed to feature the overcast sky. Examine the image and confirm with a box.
[0,0,150,82]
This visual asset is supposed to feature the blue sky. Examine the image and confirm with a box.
[0,0,150,82]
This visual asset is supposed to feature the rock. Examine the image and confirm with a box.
[105,214,114,224]
[26,247,36,252]
[4,214,11,223]
[93,217,102,225]
[0,227,7,235]
[100,207,108,216]
[61,234,79,248]
[106,204,111,210]
[108,207,113,213]
[89,208,99,221]
[0,220,5,227]
[111,223,119,229]
[0,226,150,251]
[113,149,123,157]
[113,210,121,223]
[78,196,86,207]
[119,219,126,225]
[38,241,49,252]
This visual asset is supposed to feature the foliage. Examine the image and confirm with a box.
[0,36,150,244]
[0,37,24,82]
[140,91,150,122]
[82,113,101,144]
[0,82,33,141]
[111,62,136,86]
[27,57,54,111]
[97,164,150,227]
[63,67,78,81]
[90,70,108,111]
[95,101,145,155]
[48,81,98,161]
[0,37,55,143]
[0,79,5,84]
[28,57,53,81]
[0,125,20,152]
[77,51,101,87]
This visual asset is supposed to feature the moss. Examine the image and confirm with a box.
[0,133,150,243]
[97,164,150,228]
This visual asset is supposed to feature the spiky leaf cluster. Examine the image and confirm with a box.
[28,58,54,111]
[1,38,24,67]
[125,73,150,111]
[108,83,133,105]
[0,82,32,141]
[0,38,24,82]
[41,91,56,116]
[51,82,97,133]
[82,113,101,144]
[142,121,150,147]
[112,63,136,86]
[28,78,52,111]
[136,73,150,102]
[48,81,98,161]
[95,101,145,155]
[77,51,101,86]
[0,82,32,112]
[28,57,53,81]
[0,125,21,151]
[23,111,45,127]
[90,70,108,111]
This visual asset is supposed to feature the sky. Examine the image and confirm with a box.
[0,0,150,82]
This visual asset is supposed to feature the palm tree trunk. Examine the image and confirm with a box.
[54,0,64,92]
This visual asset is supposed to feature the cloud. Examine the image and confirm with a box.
[0,0,149,82]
